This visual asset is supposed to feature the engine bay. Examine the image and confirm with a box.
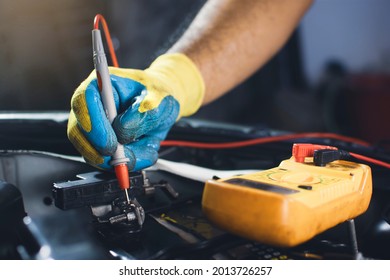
[1,113,390,260]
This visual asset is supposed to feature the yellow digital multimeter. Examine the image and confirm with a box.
[202,156,372,247]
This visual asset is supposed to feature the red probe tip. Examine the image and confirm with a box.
[114,164,130,190]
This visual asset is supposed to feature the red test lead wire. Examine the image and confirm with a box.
[160,132,371,149]
[94,14,119,67]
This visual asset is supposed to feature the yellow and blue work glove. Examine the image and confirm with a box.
[67,53,205,171]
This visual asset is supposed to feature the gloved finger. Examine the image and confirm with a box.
[124,136,160,171]
[84,150,136,172]
[110,74,146,111]
[120,100,178,171]
[68,113,137,171]
[67,111,106,166]
[71,78,117,156]
[113,94,180,144]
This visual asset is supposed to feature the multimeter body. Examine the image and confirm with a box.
[202,157,372,247]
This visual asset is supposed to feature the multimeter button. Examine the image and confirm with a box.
[298,185,313,190]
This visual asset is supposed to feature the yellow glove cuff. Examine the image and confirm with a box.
[146,53,205,117]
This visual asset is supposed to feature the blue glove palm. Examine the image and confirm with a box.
[97,76,179,171]
[68,71,179,171]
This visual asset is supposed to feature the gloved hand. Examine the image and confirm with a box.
[67,53,205,171]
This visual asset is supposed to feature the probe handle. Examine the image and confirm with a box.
[92,29,129,190]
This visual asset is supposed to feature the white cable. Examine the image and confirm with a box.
[149,158,260,183]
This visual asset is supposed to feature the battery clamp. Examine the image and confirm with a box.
[202,143,373,248]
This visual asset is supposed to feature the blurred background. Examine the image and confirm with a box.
[0,0,390,143]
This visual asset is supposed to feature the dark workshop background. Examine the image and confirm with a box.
[1,0,390,143]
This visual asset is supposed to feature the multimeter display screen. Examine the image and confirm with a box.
[225,178,299,195]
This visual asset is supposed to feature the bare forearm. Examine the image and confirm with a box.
[168,0,313,105]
